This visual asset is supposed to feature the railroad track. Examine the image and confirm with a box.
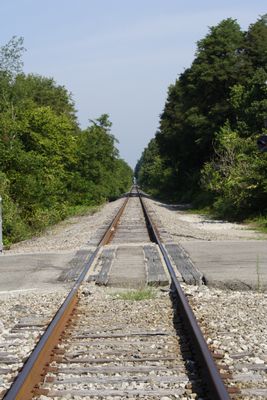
[2,187,233,399]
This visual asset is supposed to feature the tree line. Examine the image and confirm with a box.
[136,15,267,222]
[0,37,132,246]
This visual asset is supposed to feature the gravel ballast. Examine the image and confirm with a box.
[6,198,124,254]
[0,288,68,396]
[1,195,266,399]
[184,284,267,399]
[143,198,267,242]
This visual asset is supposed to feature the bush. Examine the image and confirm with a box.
[201,125,267,219]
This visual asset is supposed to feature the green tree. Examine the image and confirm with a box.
[243,14,267,70]
[201,125,267,218]
[138,15,267,217]
[0,37,132,245]
[136,138,173,197]
[0,36,25,75]
[155,18,246,197]
[75,115,130,203]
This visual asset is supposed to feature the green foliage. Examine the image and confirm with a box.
[74,116,132,203]
[0,171,30,245]
[158,18,245,183]
[246,216,267,233]
[136,15,267,221]
[0,38,132,246]
[201,125,267,217]
[136,139,173,197]
[0,36,25,75]
[244,15,267,70]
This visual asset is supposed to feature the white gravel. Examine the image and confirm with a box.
[184,284,267,399]
[0,288,68,395]
[144,198,267,242]
[0,199,124,397]
[37,284,201,399]
[6,198,124,254]
[6,196,265,256]
[1,196,266,399]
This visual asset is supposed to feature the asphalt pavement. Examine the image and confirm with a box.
[0,251,75,292]
[181,240,267,290]
[1,240,267,292]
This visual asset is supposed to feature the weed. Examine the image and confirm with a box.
[246,216,267,234]
[256,255,262,293]
[113,287,156,301]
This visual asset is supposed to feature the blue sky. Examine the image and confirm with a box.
[1,1,266,167]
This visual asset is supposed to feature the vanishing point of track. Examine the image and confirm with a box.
[3,187,231,400]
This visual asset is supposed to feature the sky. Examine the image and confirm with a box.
[1,1,266,168]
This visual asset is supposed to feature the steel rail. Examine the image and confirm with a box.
[138,190,230,400]
[3,190,131,400]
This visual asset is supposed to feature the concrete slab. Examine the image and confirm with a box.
[0,251,75,291]
[181,241,267,291]
[108,245,147,288]
[92,244,169,288]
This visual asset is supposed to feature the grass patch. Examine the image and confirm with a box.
[3,202,103,248]
[244,216,267,234]
[66,204,101,218]
[113,287,156,301]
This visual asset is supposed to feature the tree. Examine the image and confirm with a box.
[0,37,132,244]
[12,74,78,121]
[136,138,173,197]
[137,15,267,220]
[0,36,25,75]
[75,115,124,203]
[154,18,246,197]
[243,14,267,70]
[201,125,267,218]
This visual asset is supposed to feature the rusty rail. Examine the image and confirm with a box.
[138,190,230,400]
[3,191,131,400]
[4,186,230,399]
